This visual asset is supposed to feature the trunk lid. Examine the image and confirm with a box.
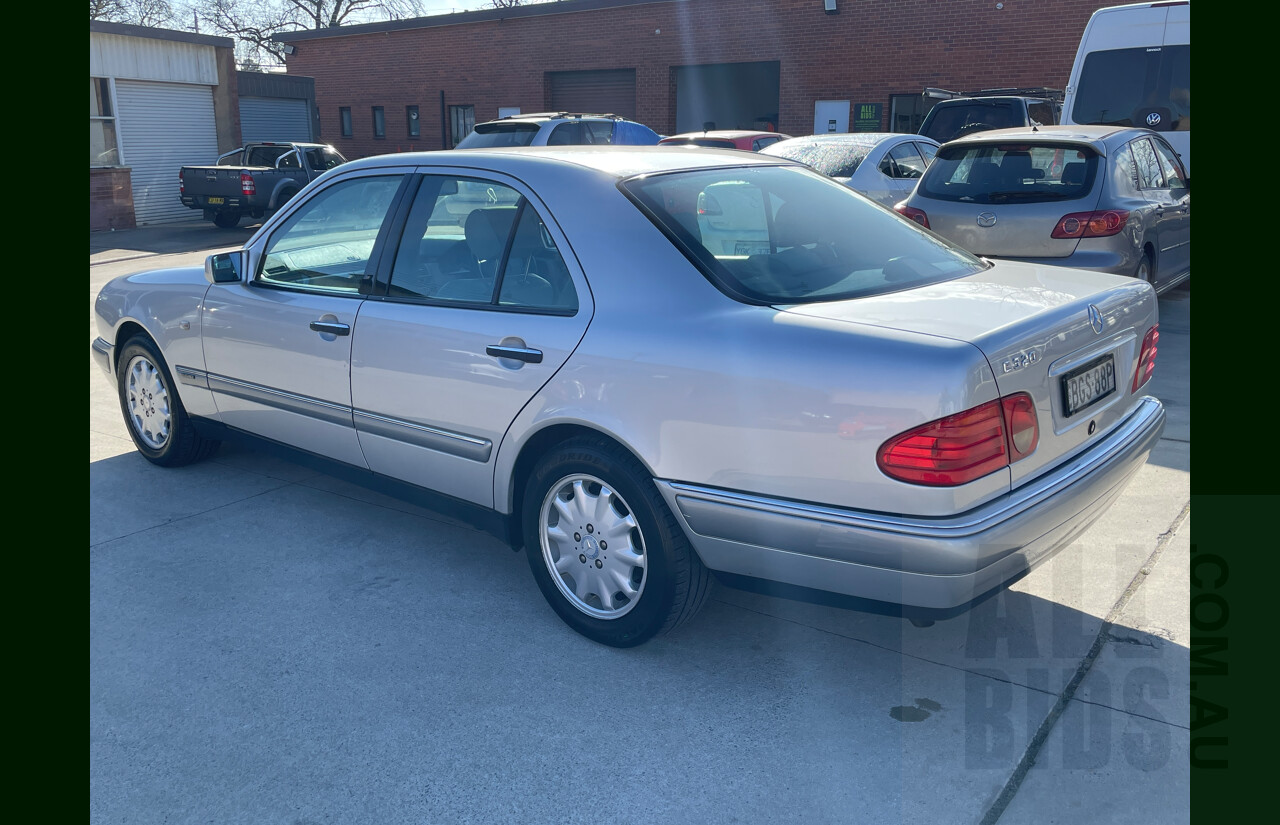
[780,261,1159,487]
[180,166,265,198]
[912,140,1106,258]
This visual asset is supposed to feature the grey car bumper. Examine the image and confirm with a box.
[92,337,114,378]
[656,396,1165,611]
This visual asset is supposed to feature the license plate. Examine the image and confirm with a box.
[1062,354,1116,417]
[734,241,769,256]
[207,197,225,205]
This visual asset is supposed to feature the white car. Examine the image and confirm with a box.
[454,112,660,148]
[761,133,940,208]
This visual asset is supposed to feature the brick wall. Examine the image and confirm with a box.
[90,168,136,231]
[286,0,1106,159]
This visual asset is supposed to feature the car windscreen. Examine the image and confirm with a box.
[1072,45,1190,131]
[915,142,1099,204]
[455,122,540,148]
[920,102,1022,143]
[620,165,986,305]
[760,136,880,178]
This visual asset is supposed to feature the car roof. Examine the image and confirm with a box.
[340,145,798,180]
[940,124,1147,156]
[490,112,626,123]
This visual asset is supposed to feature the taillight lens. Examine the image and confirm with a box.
[1051,210,1129,239]
[894,203,930,229]
[1132,324,1159,392]
[241,172,255,196]
[877,393,1038,486]
[178,170,184,195]
[1001,393,1039,460]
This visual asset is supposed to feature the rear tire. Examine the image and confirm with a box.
[521,436,712,647]
[212,211,241,229]
[116,336,220,467]
[1134,251,1154,284]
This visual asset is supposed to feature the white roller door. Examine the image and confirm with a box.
[115,80,219,224]
[240,97,311,144]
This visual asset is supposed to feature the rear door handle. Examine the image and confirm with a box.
[310,321,350,336]
[486,344,543,364]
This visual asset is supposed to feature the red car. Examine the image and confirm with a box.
[658,130,792,151]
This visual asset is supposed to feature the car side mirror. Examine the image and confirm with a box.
[205,251,244,284]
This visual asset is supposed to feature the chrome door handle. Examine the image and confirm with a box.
[486,344,543,364]
[310,321,350,336]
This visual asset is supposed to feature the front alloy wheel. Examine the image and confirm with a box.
[125,354,172,450]
[540,474,647,619]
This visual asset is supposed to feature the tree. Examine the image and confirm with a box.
[185,1,426,68]
[91,0,177,27]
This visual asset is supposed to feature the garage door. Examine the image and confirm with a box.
[240,97,312,144]
[547,69,637,119]
[115,80,219,225]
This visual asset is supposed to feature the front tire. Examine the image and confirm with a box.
[522,437,712,647]
[116,336,219,467]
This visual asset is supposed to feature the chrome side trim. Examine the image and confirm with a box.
[665,396,1164,540]
[206,373,352,427]
[353,410,492,463]
[174,366,210,389]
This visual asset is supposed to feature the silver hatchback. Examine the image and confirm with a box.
[895,125,1189,293]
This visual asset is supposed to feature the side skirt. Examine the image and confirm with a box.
[190,416,521,549]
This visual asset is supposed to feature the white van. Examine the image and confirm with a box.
[1061,1,1190,177]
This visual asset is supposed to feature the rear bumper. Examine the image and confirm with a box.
[657,396,1165,612]
[992,244,1138,276]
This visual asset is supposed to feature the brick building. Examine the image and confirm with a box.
[278,0,1110,160]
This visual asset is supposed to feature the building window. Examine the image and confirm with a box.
[406,105,420,138]
[889,94,938,134]
[340,107,352,137]
[449,105,475,148]
[373,106,386,139]
[90,77,120,166]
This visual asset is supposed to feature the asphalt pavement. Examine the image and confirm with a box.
[90,222,1191,825]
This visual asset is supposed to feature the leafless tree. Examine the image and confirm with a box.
[91,0,177,27]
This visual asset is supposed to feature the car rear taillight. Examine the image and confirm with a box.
[1132,325,1159,392]
[877,392,1038,486]
[178,170,184,196]
[1051,210,1129,239]
[241,172,256,196]
[894,203,930,228]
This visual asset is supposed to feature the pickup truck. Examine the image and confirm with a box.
[179,142,347,228]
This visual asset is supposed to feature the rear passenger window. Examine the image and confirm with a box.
[1129,138,1165,190]
[387,176,577,313]
[1027,102,1055,126]
[880,143,927,179]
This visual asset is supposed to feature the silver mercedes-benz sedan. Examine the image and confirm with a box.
[895,125,1190,293]
[92,147,1164,647]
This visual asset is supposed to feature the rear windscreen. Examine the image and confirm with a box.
[1072,46,1190,131]
[920,102,1022,143]
[455,122,540,148]
[760,136,881,178]
[916,143,1099,204]
[244,146,292,167]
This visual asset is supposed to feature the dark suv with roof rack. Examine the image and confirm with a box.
[454,112,661,149]
[918,88,1063,144]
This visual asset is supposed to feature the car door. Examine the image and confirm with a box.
[350,172,594,508]
[1130,136,1189,283]
[1149,136,1191,281]
[201,170,412,468]
[878,141,929,206]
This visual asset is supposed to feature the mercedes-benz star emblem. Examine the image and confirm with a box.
[1088,304,1105,335]
[977,211,997,228]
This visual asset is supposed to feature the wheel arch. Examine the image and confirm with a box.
[504,422,659,536]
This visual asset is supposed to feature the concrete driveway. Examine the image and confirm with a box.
[90,225,1190,824]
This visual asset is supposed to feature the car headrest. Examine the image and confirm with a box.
[464,207,519,262]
